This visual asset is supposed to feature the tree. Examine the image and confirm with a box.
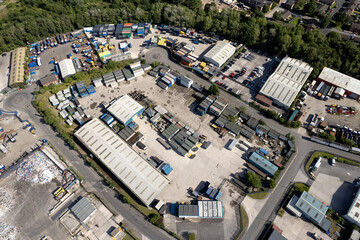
[268,179,276,188]
[149,213,164,228]
[263,4,270,13]
[246,172,262,188]
[273,11,282,21]
[259,119,266,125]
[189,233,196,240]
[303,0,317,15]
[292,120,301,128]
[208,83,220,96]
[320,14,332,28]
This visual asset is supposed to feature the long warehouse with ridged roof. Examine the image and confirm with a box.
[259,56,313,110]
[74,118,169,206]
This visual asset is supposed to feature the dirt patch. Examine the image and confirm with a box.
[111,90,114,93]
[101,94,105,98]
[167,100,170,104]
[229,189,234,197]
[90,102,97,109]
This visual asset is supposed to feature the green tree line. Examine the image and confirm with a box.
[0,0,359,79]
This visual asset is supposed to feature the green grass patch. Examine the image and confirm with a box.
[240,206,249,231]
[69,166,84,181]
[330,2,336,9]
[290,17,299,26]
[248,191,268,199]
[123,233,136,240]
[294,183,309,192]
[305,152,334,172]
[278,207,285,217]
[336,157,360,167]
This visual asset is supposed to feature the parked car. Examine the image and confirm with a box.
[222,76,227,80]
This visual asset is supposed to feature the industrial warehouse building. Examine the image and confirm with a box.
[294,191,331,232]
[9,47,26,87]
[178,201,223,219]
[259,57,313,110]
[74,118,169,206]
[107,95,145,126]
[58,59,76,79]
[247,152,278,177]
[317,67,360,100]
[344,188,360,227]
[203,41,236,67]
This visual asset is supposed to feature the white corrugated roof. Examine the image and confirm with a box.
[203,41,236,67]
[260,56,313,109]
[59,59,76,79]
[345,188,360,225]
[107,95,144,125]
[74,118,169,206]
[318,67,360,96]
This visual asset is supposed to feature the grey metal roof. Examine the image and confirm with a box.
[248,152,278,177]
[118,126,135,141]
[239,125,255,139]
[178,201,223,218]
[295,191,328,225]
[260,56,313,109]
[70,197,96,223]
[107,95,144,125]
[268,230,288,240]
[246,117,259,130]
[178,204,199,217]
[222,105,239,118]
[225,121,242,135]
[74,119,169,206]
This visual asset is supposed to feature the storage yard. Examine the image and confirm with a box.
[0,149,74,240]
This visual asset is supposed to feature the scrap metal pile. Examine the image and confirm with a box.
[0,222,16,240]
[16,150,60,184]
[0,187,15,214]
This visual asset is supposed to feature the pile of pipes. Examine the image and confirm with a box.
[16,150,60,184]
[0,188,15,213]
[0,222,16,240]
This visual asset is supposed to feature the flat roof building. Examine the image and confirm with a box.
[260,57,313,110]
[203,41,236,67]
[74,118,169,206]
[178,201,223,219]
[70,197,96,223]
[107,95,145,126]
[247,152,278,177]
[344,188,360,227]
[9,47,26,87]
[58,59,76,79]
[39,74,59,87]
[317,67,360,100]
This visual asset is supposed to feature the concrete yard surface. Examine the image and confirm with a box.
[241,193,270,227]
[309,173,355,214]
[0,114,43,167]
[0,173,71,240]
[302,93,360,131]
[273,211,330,240]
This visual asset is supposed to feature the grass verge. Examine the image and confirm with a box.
[306,152,360,173]
[240,206,249,231]
[305,152,334,172]
[248,191,268,199]
[277,207,285,217]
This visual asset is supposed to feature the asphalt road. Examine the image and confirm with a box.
[2,86,173,240]
[144,47,360,240]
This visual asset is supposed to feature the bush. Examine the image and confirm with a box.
[259,119,265,125]
[151,61,160,68]
[268,179,276,188]
[294,183,309,193]
[208,83,220,96]
[189,232,196,240]
[292,120,301,128]
[246,172,261,188]
[149,213,164,228]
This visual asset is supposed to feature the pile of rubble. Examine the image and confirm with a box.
[16,150,60,184]
[0,188,15,214]
[0,222,16,240]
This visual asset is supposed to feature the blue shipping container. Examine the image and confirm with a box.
[259,148,268,155]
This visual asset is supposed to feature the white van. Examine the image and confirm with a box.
[331,158,336,166]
